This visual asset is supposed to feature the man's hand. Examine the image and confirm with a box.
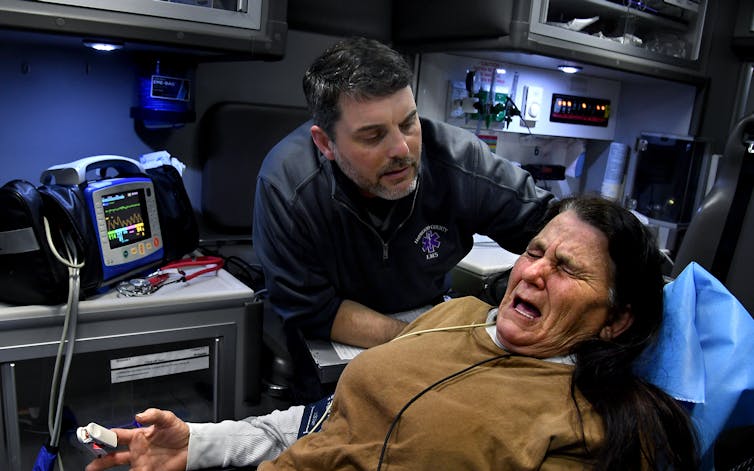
[330,299,408,348]
[85,408,189,471]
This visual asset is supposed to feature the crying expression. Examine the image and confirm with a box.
[495,210,615,358]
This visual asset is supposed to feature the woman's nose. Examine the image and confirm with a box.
[520,257,552,287]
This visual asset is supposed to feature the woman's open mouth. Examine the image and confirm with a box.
[513,296,541,321]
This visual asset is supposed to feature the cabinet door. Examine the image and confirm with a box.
[392,0,709,83]
[0,329,235,470]
[36,0,262,30]
[0,0,286,57]
[393,0,515,44]
[528,0,708,81]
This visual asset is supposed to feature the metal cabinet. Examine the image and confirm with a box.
[527,0,708,81]
[394,0,710,84]
[0,0,287,58]
[0,270,261,470]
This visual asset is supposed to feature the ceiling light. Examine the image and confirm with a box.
[83,40,124,52]
[557,65,583,74]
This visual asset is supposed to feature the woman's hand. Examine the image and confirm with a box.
[85,408,190,471]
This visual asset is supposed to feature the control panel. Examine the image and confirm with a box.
[550,93,611,127]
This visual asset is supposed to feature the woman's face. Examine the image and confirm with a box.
[496,210,616,358]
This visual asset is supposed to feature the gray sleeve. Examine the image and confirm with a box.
[185,405,304,470]
[421,118,554,253]
[252,176,342,340]
[469,136,553,252]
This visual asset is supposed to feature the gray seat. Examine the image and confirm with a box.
[199,102,311,237]
[197,102,311,410]
[672,112,754,316]
[671,113,754,468]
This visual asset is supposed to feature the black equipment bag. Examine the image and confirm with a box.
[0,164,198,306]
[0,180,81,304]
[146,164,199,264]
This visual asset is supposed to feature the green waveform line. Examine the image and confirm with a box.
[105,203,142,214]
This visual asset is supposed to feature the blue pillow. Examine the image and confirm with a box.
[635,262,754,468]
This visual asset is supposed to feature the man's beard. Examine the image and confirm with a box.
[334,152,420,200]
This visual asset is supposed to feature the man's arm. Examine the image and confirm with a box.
[330,299,408,348]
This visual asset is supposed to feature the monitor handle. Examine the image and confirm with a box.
[41,155,145,186]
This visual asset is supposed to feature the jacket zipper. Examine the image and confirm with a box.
[332,179,421,263]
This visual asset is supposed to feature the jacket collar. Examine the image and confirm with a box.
[328,157,422,237]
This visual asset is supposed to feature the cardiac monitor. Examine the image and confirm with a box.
[84,177,163,281]
[41,155,164,283]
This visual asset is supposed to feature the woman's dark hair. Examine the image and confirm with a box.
[302,37,413,139]
[545,196,698,470]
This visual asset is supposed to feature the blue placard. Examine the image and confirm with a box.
[150,75,191,102]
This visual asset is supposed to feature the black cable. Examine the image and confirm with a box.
[375,353,511,471]
[196,243,265,290]
[224,254,264,278]
[251,288,268,303]
[504,96,533,136]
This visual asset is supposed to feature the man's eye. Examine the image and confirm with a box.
[400,121,416,133]
[360,133,383,144]
[525,250,542,258]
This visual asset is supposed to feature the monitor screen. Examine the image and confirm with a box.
[102,188,153,250]
[85,177,163,282]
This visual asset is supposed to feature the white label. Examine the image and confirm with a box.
[110,346,209,384]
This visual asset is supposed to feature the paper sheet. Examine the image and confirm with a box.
[330,305,432,360]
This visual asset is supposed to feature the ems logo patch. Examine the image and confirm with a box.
[415,225,448,260]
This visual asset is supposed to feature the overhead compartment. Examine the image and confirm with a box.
[393,0,515,44]
[393,0,711,85]
[0,0,287,59]
[287,0,391,43]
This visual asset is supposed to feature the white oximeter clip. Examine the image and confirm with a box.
[76,422,118,457]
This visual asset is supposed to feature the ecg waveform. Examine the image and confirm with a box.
[103,191,149,247]
[105,209,144,232]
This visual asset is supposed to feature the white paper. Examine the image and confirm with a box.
[330,305,433,360]
[110,346,209,383]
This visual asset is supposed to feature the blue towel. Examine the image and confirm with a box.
[635,262,754,468]
[32,444,57,471]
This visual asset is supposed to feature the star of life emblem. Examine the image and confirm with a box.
[421,230,441,259]
[415,225,448,261]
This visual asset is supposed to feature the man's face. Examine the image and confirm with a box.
[495,210,618,358]
[314,86,422,200]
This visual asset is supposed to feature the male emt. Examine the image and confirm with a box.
[253,37,552,352]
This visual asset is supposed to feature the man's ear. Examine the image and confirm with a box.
[600,306,634,340]
[310,125,336,161]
